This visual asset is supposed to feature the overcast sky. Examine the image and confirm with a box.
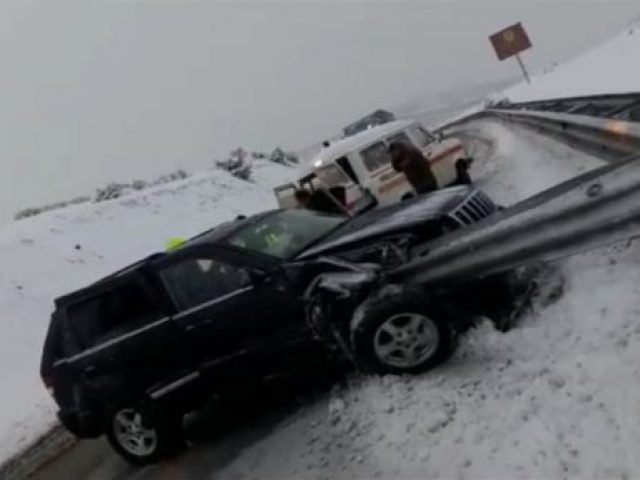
[1,0,638,224]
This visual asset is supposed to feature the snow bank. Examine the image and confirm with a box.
[503,22,640,103]
[217,122,640,479]
[0,160,294,463]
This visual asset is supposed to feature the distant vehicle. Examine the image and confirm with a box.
[274,120,472,214]
[343,109,396,137]
[41,185,514,465]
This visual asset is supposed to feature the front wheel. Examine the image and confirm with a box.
[350,288,455,375]
[106,405,184,465]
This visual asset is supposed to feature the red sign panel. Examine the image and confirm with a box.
[489,22,532,61]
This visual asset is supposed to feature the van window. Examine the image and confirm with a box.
[67,281,161,349]
[316,164,350,187]
[386,132,412,147]
[409,125,435,147]
[361,142,392,172]
[336,157,359,184]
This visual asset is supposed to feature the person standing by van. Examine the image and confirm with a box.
[388,142,438,195]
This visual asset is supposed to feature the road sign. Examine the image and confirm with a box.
[489,22,532,83]
[489,22,532,60]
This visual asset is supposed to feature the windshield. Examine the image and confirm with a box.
[225,209,347,259]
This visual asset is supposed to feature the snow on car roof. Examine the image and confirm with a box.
[305,119,416,170]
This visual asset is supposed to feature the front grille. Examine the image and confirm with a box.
[449,191,496,226]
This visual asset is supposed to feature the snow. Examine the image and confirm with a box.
[217,121,640,479]
[0,160,295,463]
[501,22,640,103]
[4,115,640,478]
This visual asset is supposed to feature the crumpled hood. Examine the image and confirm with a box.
[298,186,473,259]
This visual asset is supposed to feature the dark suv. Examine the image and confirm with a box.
[41,186,510,464]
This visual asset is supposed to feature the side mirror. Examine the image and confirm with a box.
[437,132,444,142]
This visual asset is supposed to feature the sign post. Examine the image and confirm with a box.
[489,22,533,84]
[515,53,530,83]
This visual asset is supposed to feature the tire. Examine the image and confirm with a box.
[350,287,455,375]
[106,404,184,465]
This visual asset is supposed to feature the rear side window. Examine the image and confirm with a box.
[160,258,251,311]
[361,142,391,172]
[67,282,161,349]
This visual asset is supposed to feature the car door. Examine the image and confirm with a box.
[155,247,278,381]
[60,275,183,402]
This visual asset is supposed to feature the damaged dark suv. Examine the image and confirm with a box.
[41,185,514,464]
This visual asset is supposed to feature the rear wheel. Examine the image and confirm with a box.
[106,405,184,465]
[350,288,455,375]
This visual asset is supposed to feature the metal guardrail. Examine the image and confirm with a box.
[490,109,640,161]
[436,106,640,162]
[496,93,640,122]
[389,153,640,286]
[406,94,640,285]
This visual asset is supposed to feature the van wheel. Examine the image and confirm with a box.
[350,287,455,375]
[106,405,184,465]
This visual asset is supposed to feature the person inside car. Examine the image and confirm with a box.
[294,189,313,209]
[388,141,438,195]
[294,188,344,215]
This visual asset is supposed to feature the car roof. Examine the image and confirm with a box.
[54,210,277,307]
[306,119,416,170]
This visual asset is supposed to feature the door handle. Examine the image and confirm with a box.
[185,318,212,332]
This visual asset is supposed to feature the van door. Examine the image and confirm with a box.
[359,141,411,205]
[274,183,299,208]
[406,124,458,186]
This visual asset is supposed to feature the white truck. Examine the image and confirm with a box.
[274,120,471,213]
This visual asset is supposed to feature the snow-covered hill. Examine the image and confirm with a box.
[0,161,294,462]
[502,21,640,102]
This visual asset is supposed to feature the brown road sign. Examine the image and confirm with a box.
[489,22,532,61]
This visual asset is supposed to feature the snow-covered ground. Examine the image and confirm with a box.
[0,161,295,463]
[501,21,640,103]
[5,114,640,479]
[217,121,640,479]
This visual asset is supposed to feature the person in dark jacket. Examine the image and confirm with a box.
[388,142,438,195]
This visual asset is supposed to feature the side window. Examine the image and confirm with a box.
[361,142,391,172]
[67,281,161,349]
[160,257,251,311]
[335,156,359,184]
[409,125,434,147]
[316,164,349,187]
[386,132,412,147]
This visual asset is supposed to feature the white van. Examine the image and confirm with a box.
[275,120,470,213]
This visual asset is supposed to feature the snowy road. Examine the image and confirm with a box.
[35,120,640,479]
